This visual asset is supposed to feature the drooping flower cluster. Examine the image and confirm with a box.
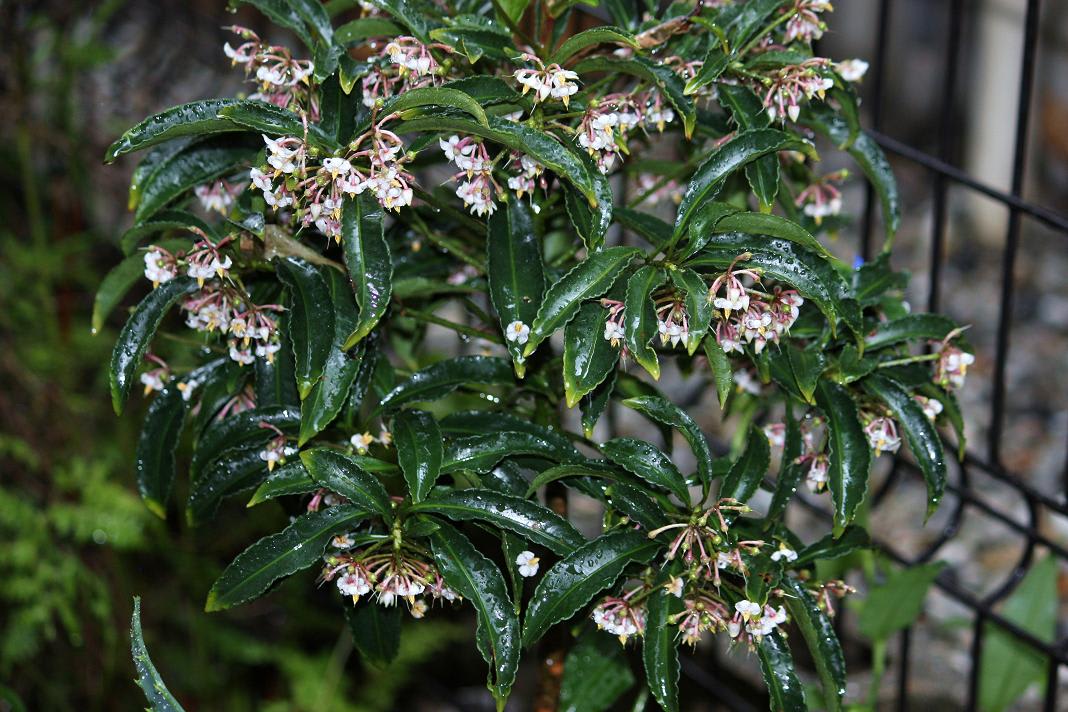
[783,0,834,44]
[600,298,627,351]
[223,26,317,119]
[759,57,834,123]
[514,55,580,107]
[796,169,847,224]
[440,135,501,217]
[576,92,674,174]
[505,152,546,211]
[249,123,415,229]
[766,414,829,492]
[258,422,297,472]
[362,36,446,107]
[655,293,691,349]
[710,261,804,355]
[322,545,460,618]
[863,414,902,455]
[934,343,975,390]
[592,585,647,643]
[195,180,244,215]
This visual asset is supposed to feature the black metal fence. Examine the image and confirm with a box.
[681,0,1067,709]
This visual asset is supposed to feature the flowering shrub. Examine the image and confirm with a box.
[101,0,972,709]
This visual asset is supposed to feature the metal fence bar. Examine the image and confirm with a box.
[860,0,893,261]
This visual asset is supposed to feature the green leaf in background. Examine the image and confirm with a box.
[614,206,671,251]
[429,523,520,703]
[109,277,198,414]
[795,525,869,567]
[562,164,614,251]
[335,16,404,44]
[857,561,946,641]
[130,598,185,712]
[814,380,871,535]
[580,368,617,438]
[786,342,827,403]
[393,410,443,503]
[134,138,259,222]
[864,314,963,351]
[643,575,683,712]
[345,602,402,668]
[558,630,635,712]
[719,424,770,504]
[384,86,489,126]
[718,83,771,131]
[979,556,1058,712]
[745,156,780,212]
[299,269,363,445]
[487,200,544,376]
[683,200,741,259]
[683,45,731,96]
[206,505,372,611]
[599,438,690,503]
[379,356,515,410]
[342,194,393,349]
[299,448,393,521]
[521,530,659,647]
[622,395,714,494]
[523,247,640,357]
[563,302,621,408]
[496,0,530,22]
[119,209,220,255]
[230,0,315,48]
[624,266,667,380]
[246,460,317,506]
[781,577,846,712]
[674,129,815,238]
[276,257,335,399]
[135,384,188,519]
[756,630,807,712]
[105,99,248,162]
[412,489,584,555]
[187,446,277,525]
[862,374,946,517]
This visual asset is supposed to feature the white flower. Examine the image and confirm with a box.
[837,58,869,82]
[664,576,684,598]
[727,620,742,638]
[516,550,540,577]
[735,600,762,620]
[803,197,843,220]
[763,423,786,448]
[505,320,530,345]
[717,552,733,570]
[229,341,255,365]
[733,370,761,395]
[603,320,625,346]
[322,157,352,177]
[865,417,902,454]
[140,371,166,393]
[143,249,177,286]
[915,395,944,422]
[351,432,375,454]
[770,543,798,563]
[332,534,355,548]
[337,572,372,598]
[713,283,749,313]
[806,455,829,493]
[410,599,429,618]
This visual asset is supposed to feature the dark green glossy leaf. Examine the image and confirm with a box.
[622,395,714,493]
[524,461,628,498]
[718,84,771,130]
[206,504,371,611]
[684,44,731,97]
[713,211,829,257]
[563,168,613,252]
[864,314,963,351]
[605,480,670,531]
[781,577,846,712]
[441,431,569,473]
[614,206,671,250]
[702,334,734,409]
[134,139,259,222]
[814,380,871,535]
[393,409,443,503]
[558,630,635,712]
[522,530,659,647]
[300,448,393,520]
[191,405,300,479]
[187,446,273,525]
[335,16,404,43]
[105,99,247,163]
[794,525,869,567]
[487,200,544,375]
[551,26,638,64]
[247,461,316,506]
[786,342,828,403]
[276,257,335,399]
[766,414,802,521]
[130,598,185,712]
[109,277,198,414]
[624,266,666,380]
[580,368,617,438]
[384,86,489,126]
[413,489,584,555]
[599,437,689,502]
[862,374,946,517]
[135,384,188,519]
[746,156,780,212]
[345,602,401,667]
[438,411,580,459]
[342,194,392,349]
[524,247,641,357]
[720,424,770,504]
[674,129,814,238]
[429,524,519,701]
[563,302,620,409]
[756,630,807,711]
[217,101,339,152]
[683,200,741,259]
[120,209,219,255]
[643,579,683,712]
[230,0,314,47]
[668,267,712,356]
[379,356,515,410]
